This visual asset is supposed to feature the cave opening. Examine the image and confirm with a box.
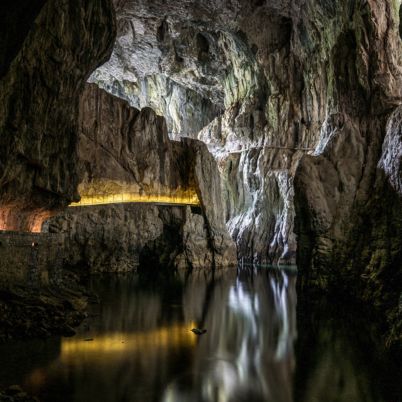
[0,1,401,401]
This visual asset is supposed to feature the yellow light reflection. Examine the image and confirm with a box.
[61,323,197,363]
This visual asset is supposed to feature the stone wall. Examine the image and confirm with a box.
[0,231,64,288]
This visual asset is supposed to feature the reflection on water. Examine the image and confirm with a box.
[163,268,296,402]
[61,324,197,360]
[0,267,400,402]
[294,295,402,402]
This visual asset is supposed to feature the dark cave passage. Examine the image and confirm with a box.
[0,0,401,401]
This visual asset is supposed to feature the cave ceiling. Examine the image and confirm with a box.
[91,0,294,137]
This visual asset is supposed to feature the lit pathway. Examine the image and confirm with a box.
[69,192,200,207]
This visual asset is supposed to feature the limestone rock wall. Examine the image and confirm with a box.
[0,231,63,288]
[292,0,402,344]
[47,84,236,272]
[92,0,402,340]
[93,1,402,284]
[48,204,229,273]
[0,0,116,231]
[176,138,238,266]
[90,0,298,264]
[78,83,181,197]
[92,75,222,139]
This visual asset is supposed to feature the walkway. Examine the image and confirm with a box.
[69,192,200,207]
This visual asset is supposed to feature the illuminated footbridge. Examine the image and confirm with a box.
[69,190,200,207]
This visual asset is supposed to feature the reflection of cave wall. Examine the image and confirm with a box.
[166,269,297,402]
[0,337,61,387]
[2,272,294,400]
[294,298,402,402]
[55,271,297,402]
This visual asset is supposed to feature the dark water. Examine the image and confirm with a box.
[0,268,400,402]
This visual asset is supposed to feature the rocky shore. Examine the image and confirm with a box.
[0,386,39,402]
[0,272,88,342]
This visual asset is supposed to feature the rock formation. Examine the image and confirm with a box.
[89,0,402,342]
[46,84,237,272]
[0,0,116,231]
[0,0,402,345]
[293,1,402,345]
[90,0,299,264]
[0,0,117,341]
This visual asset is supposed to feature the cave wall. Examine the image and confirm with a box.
[0,0,116,231]
[89,0,298,264]
[92,3,402,298]
[47,204,226,273]
[46,84,237,272]
[0,0,47,79]
[293,0,402,344]
[90,0,402,339]
[77,83,183,198]
[0,231,63,288]
[92,75,222,140]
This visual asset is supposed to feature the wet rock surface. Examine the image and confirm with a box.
[0,271,88,342]
[46,84,236,272]
[0,0,116,231]
[0,386,39,402]
[93,0,402,342]
[48,204,234,273]
[293,0,402,345]
[295,293,402,402]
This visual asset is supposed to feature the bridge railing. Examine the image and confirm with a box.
[69,191,200,207]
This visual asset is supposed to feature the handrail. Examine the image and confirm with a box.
[69,191,200,207]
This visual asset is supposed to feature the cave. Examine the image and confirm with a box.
[0,1,401,401]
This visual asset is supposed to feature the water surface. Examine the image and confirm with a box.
[0,267,400,401]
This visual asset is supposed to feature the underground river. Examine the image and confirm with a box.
[0,268,400,402]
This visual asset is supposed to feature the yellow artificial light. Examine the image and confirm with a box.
[69,191,200,207]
